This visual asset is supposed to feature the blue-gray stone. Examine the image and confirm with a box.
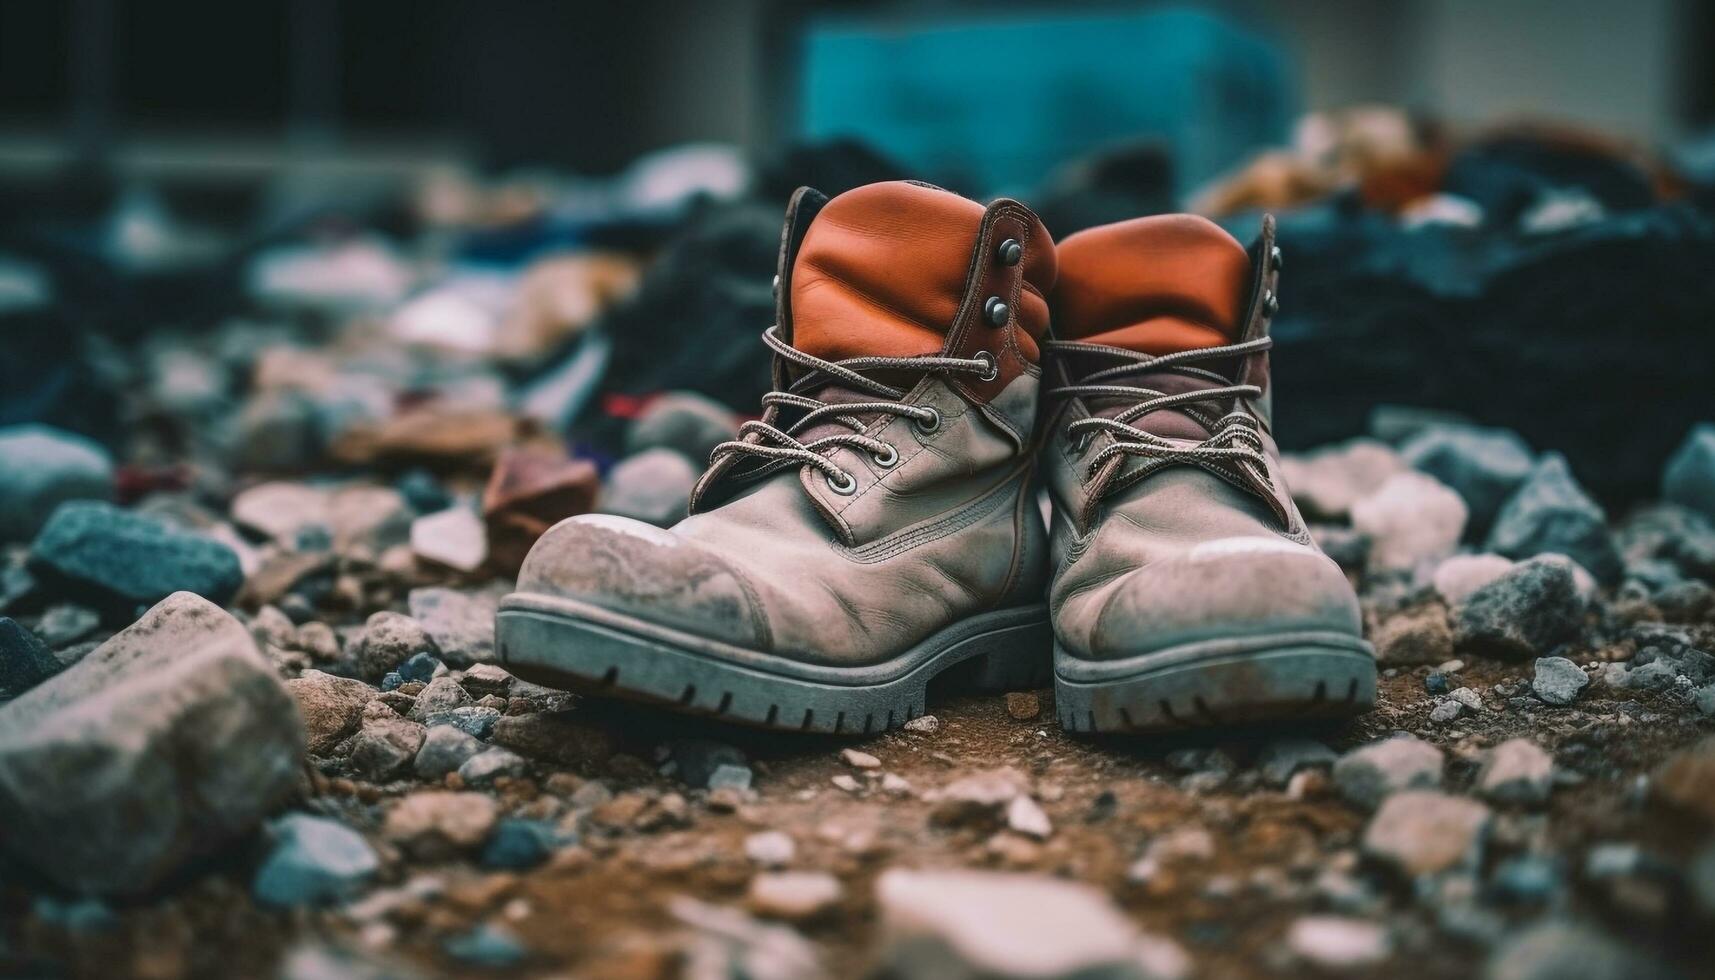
[253,813,379,907]
[0,425,114,542]
[397,651,443,683]
[0,616,62,694]
[28,501,243,609]
[1487,454,1620,584]
[1487,854,1563,906]
[380,671,404,692]
[1664,424,1715,522]
[424,705,501,740]
[1531,656,1590,706]
[1401,424,1534,537]
[481,818,562,870]
[444,924,528,967]
[669,738,748,789]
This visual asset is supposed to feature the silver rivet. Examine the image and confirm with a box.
[1269,245,1282,271]
[771,274,781,297]
[1263,291,1279,317]
[998,239,1022,265]
[974,350,998,381]
[983,296,1009,326]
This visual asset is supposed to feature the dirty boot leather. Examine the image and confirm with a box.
[498,181,1057,732]
[1042,213,1376,732]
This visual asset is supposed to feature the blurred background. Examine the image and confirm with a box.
[3,0,1714,507]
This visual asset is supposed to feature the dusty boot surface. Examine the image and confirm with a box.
[498,181,1057,732]
[1043,213,1376,733]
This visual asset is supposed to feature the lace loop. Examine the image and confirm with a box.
[1044,337,1282,515]
[709,326,994,490]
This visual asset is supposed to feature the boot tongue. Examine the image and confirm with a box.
[788,181,988,362]
[1052,215,1252,440]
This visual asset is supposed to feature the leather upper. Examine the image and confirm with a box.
[1051,215,1250,354]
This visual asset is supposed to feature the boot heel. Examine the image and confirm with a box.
[931,615,1053,693]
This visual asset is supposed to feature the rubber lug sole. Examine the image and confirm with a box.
[1054,637,1376,734]
[496,598,1050,734]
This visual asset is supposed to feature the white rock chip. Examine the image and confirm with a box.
[874,869,1190,980]
[1286,915,1393,969]
[411,507,487,573]
[744,830,796,868]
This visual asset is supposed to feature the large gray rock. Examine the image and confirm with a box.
[1483,920,1663,980]
[1401,424,1534,537]
[1487,454,1621,584]
[874,869,1191,980]
[28,501,244,610]
[0,425,114,542]
[0,592,304,894]
[1455,555,1585,658]
[1664,423,1715,522]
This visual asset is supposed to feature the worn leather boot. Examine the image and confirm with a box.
[498,181,1057,732]
[1042,214,1375,733]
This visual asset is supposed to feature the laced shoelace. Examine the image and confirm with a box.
[1044,336,1284,512]
[708,325,998,493]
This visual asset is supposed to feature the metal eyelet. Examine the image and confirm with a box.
[974,350,999,382]
[997,239,1023,265]
[913,407,942,435]
[1269,245,1282,272]
[1263,290,1279,317]
[871,444,898,468]
[983,296,1009,326]
[825,470,857,495]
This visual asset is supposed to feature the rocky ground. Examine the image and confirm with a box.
[5,224,1715,979]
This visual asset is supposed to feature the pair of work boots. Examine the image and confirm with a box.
[496,181,1375,734]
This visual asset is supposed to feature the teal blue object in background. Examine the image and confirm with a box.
[799,8,1293,199]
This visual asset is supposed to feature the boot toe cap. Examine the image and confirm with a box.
[1079,537,1361,660]
[514,514,765,649]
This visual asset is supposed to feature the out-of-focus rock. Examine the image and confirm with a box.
[1476,739,1555,806]
[600,449,697,527]
[1651,735,1715,825]
[331,405,521,471]
[0,616,63,695]
[383,790,499,860]
[28,501,244,610]
[1400,424,1534,537]
[481,448,599,574]
[0,425,115,542]
[1487,454,1620,584]
[1664,423,1715,522]
[1280,439,1406,520]
[1373,604,1455,665]
[874,868,1190,980]
[357,611,439,677]
[1333,736,1444,810]
[286,669,373,754]
[0,592,304,895]
[411,507,487,574]
[496,253,641,363]
[1351,472,1468,572]
[408,587,501,665]
[1433,553,1516,606]
[1362,790,1491,877]
[625,391,740,465]
[253,813,379,907]
[246,238,413,313]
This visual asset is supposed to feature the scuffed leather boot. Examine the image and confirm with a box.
[497,181,1056,732]
[1042,214,1375,732]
